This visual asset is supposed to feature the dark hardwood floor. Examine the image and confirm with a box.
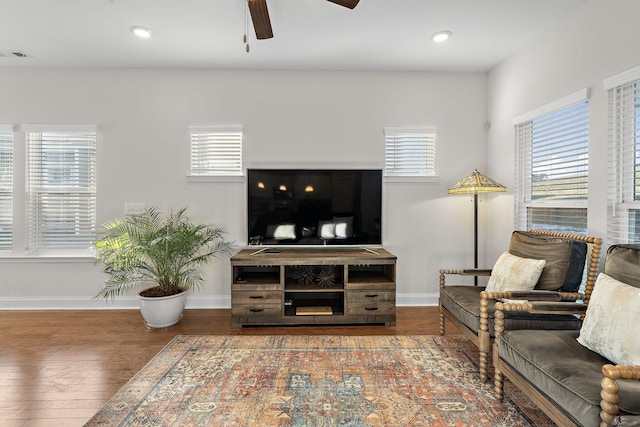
[0,307,458,427]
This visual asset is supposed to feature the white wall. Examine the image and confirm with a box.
[486,0,640,263]
[0,68,488,309]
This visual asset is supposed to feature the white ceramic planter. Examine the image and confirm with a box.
[138,288,188,328]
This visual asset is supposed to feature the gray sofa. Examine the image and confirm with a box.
[494,244,640,427]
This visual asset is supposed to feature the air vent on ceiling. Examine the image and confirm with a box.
[0,50,32,58]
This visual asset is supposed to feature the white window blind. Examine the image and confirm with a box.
[189,126,243,176]
[606,67,640,244]
[25,125,97,254]
[0,126,12,252]
[514,91,589,234]
[384,128,436,177]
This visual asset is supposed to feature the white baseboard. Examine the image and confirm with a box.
[0,293,439,310]
[396,293,439,306]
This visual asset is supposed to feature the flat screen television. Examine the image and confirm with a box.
[247,169,382,246]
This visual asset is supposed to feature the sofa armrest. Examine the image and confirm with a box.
[439,268,492,288]
[601,364,640,427]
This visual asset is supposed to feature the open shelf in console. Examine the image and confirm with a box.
[284,265,344,291]
[233,265,280,286]
[347,264,395,287]
[284,291,344,317]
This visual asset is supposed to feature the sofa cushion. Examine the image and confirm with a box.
[605,244,640,288]
[499,330,640,426]
[577,273,640,365]
[509,231,574,291]
[440,286,487,333]
[485,252,545,293]
[439,286,581,335]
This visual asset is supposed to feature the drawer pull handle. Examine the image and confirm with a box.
[249,308,264,312]
[249,295,264,299]
[365,307,379,311]
[365,294,379,298]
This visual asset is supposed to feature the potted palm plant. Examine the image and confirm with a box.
[93,206,234,328]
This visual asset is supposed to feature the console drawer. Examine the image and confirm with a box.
[346,290,396,315]
[231,304,282,317]
[232,290,281,305]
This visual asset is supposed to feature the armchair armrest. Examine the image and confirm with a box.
[439,268,492,288]
[556,291,586,301]
[481,289,565,302]
[497,300,588,315]
[493,300,588,338]
[513,290,585,302]
[461,268,493,275]
[601,364,640,427]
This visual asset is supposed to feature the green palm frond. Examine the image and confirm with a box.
[93,206,234,301]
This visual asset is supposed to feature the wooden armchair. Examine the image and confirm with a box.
[439,229,602,382]
[494,244,640,426]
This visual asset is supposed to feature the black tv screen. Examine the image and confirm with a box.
[247,169,382,246]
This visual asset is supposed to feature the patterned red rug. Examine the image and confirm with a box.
[86,335,554,426]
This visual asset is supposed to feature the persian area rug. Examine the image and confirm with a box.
[86,335,554,427]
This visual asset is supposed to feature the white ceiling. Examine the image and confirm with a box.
[0,0,587,72]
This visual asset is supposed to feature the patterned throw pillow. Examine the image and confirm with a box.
[577,273,640,365]
[485,252,546,293]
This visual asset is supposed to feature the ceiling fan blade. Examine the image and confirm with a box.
[326,0,360,9]
[248,0,273,40]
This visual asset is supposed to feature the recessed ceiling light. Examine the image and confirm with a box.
[432,30,452,43]
[130,26,152,39]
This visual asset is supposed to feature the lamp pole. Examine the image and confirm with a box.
[474,192,478,286]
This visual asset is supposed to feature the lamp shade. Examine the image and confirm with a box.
[448,169,506,194]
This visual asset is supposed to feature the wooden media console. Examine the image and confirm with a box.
[230,247,396,328]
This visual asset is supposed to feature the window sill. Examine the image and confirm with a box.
[384,175,439,183]
[0,254,95,263]
[186,175,245,183]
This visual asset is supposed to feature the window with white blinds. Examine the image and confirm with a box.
[189,126,243,176]
[514,89,589,234]
[605,66,640,244]
[0,127,12,252]
[384,128,437,178]
[25,125,97,254]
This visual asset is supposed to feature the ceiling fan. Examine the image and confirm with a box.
[247,0,360,40]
